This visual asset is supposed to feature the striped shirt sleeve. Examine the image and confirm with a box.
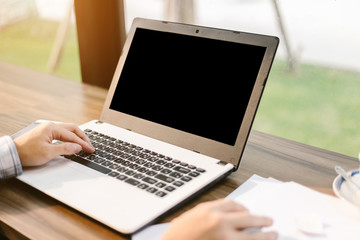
[0,136,23,179]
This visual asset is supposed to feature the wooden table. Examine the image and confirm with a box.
[0,61,358,239]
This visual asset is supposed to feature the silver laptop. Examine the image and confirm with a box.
[17,18,278,235]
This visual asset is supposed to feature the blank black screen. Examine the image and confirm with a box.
[110,28,266,146]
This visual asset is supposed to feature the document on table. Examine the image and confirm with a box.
[231,175,360,240]
[132,174,360,240]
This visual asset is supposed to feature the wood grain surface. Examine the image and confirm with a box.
[0,61,357,239]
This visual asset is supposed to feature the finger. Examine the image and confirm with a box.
[50,142,82,157]
[57,123,92,145]
[236,231,278,240]
[227,212,273,229]
[210,199,248,212]
[51,125,94,153]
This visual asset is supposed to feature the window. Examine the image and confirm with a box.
[124,0,360,157]
[2,0,358,157]
[0,0,81,81]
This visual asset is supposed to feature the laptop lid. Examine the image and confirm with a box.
[101,18,279,169]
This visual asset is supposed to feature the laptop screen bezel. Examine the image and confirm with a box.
[100,18,279,169]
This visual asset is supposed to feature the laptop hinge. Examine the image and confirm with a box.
[217,161,228,166]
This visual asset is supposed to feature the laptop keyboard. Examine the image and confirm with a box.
[64,129,206,197]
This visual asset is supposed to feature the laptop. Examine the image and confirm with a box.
[17,18,279,235]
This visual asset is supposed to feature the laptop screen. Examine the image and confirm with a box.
[110,28,266,146]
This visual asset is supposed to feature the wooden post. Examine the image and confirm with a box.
[47,0,73,73]
[167,0,194,24]
[74,0,126,88]
[272,0,296,72]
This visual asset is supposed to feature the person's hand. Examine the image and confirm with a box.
[14,122,94,167]
[161,199,278,240]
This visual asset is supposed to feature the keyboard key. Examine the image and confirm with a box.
[143,177,157,185]
[129,163,141,170]
[173,181,184,187]
[87,154,96,160]
[155,191,167,197]
[121,161,131,167]
[77,151,90,157]
[146,187,157,193]
[137,167,148,173]
[108,171,119,177]
[133,173,145,179]
[164,163,175,168]
[180,176,192,182]
[113,158,123,164]
[125,178,140,186]
[155,182,166,188]
[169,172,182,178]
[150,151,158,156]
[172,159,180,164]
[125,170,136,176]
[128,156,137,162]
[116,167,128,173]
[106,155,117,161]
[144,162,155,168]
[69,155,111,174]
[179,162,188,167]
[135,146,143,151]
[101,161,112,167]
[173,166,190,174]
[99,152,110,158]
[189,171,200,177]
[139,153,150,159]
[146,171,157,176]
[164,186,175,192]
[156,160,166,165]
[152,165,163,171]
[109,164,119,170]
[117,174,127,181]
[137,183,148,189]
[155,174,175,183]
[135,159,146,164]
[93,157,105,164]
[148,157,158,162]
[160,168,172,174]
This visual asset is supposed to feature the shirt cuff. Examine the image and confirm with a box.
[0,136,23,179]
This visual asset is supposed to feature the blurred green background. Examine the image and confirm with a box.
[0,18,81,81]
[0,16,359,158]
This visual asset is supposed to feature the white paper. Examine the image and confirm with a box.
[226,174,282,202]
[231,177,360,240]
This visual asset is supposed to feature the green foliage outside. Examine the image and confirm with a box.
[254,61,360,157]
[1,17,359,157]
[0,18,81,81]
